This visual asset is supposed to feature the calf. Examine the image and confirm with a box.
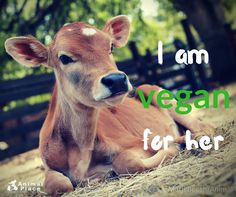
[5,15,214,196]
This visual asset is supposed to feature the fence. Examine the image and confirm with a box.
[0,19,210,160]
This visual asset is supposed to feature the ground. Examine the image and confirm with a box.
[0,83,236,197]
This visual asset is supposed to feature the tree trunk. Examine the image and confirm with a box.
[173,0,236,83]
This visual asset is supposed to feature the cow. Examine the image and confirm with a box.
[5,15,214,196]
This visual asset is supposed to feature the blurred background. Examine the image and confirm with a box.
[0,0,236,160]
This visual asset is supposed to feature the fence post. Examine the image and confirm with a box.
[181,19,208,90]
[144,49,158,84]
[128,41,146,84]
[173,37,197,91]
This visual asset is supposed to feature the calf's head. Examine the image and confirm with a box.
[5,15,132,107]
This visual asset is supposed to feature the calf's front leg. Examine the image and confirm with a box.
[68,146,92,186]
[44,169,73,197]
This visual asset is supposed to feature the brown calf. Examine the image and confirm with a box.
[5,15,214,196]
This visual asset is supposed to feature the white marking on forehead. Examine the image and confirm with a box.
[82,28,96,36]
[63,23,71,26]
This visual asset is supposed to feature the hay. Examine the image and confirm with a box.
[64,122,236,197]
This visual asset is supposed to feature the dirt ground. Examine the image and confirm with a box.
[0,83,236,197]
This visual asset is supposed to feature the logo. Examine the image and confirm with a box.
[7,180,18,191]
[7,180,42,192]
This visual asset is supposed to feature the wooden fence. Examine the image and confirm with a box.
[0,19,210,160]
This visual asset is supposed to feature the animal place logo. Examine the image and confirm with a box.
[7,180,42,192]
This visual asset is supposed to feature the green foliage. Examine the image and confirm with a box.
[3,93,51,112]
[0,0,186,80]
[223,0,236,29]
[1,0,235,80]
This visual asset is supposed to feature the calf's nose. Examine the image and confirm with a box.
[101,73,128,96]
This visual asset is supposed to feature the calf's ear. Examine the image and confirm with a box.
[5,36,48,68]
[103,15,130,48]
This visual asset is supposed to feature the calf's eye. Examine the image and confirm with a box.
[59,55,74,65]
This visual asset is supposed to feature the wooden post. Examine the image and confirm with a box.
[128,41,145,84]
[144,49,158,84]
[224,23,236,55]
[181,19,208,89]
[174,37,198,91]
[129,41,140,60]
